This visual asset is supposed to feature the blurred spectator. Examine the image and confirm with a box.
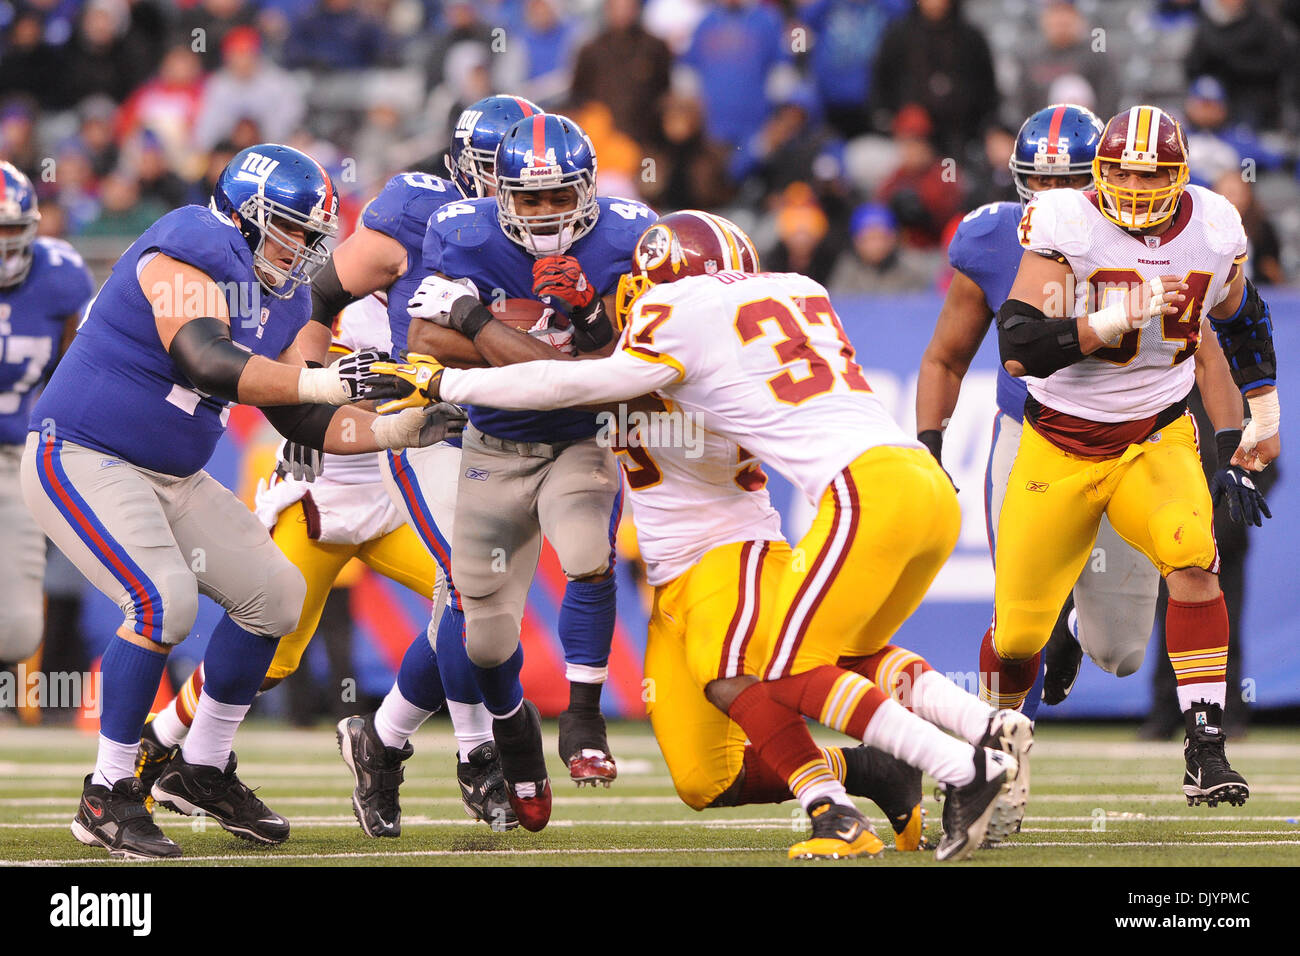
[516,0,583,101]
[1214,171,1284,285]
[875,104,964,249]
[828,202,935,294]
[51,144,101,234]
[1182,75,1285,185]
[425,1,496,94]
[192,27,305,153]
[680,0,796,149]
[80,172,165,237]
[1013,0,1117,123]
[962,121,1019,208]
[571,0,673,148]
[1184,0,1295,131]
[283,0,392,70]
[571,102,644,198]
[643,0,708,55]
[73,96,121,179]
[171,0,258,62]
[0,10,56,104]
[731,84,845,199]
[763,182,839,285]
[0,98,42,182]
[799,0,908,138]
[49,0,141,106]
[185,139,241,206]
[870,0,998,159]
[639,91,735,211]
[124,129,190,211]
[115,44,206,174]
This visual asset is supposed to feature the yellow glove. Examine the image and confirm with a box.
[366,353,447,414]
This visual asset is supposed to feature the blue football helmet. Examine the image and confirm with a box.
[447,94,543,199]
[211,144,339,299]
[495,113,599,256]
[1009,104,1105,205]
[0,161,41,288]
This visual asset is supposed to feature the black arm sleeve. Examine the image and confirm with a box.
[310,256,361,328]
[996,298,1084,378]
[261,402,337,450]
[168,316,253,403]
[1208,277,1276,393]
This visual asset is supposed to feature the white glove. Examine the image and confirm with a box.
[297,348,387,405]
[408,275,480,327]
[370,402,469,450]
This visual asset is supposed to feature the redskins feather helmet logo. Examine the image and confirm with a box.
[636,224,679,273]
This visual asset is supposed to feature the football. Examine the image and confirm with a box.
[489,297,550,332]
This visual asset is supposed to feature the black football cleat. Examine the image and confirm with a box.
[337,714,412,838]
[557,708,617,787]
[935,746,1018,862]
[978,708,1033,842]
[134,718,177,812]
[456,741,518,831]
[72,774,181,860]
[152,751,290,845]
[1042,598,1083,706]
[494,700,552,831]
[842,745,927,851]
[1183,702,1249,807]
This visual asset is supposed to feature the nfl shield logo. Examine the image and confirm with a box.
[1196,712,1207,726]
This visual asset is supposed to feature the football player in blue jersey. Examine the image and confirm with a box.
[283,94,547,836]
[0,162,96,670]
[20,143,463,860]
[916,104,1134,727]
[391,112,656,830]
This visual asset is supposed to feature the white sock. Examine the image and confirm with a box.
[150,701,188,747]
[862,697,976,787]
[911,670,996,744]
[181,691,248,769]
[797,779,854,813]
[1178,682,1226,713]
[93,735,141,789]
[447,700,494,761]
[374,684,434,750]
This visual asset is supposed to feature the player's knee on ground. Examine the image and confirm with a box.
[154,568,200,645]
[671,765,732,811]
[1147,501,1216,573]
[0,606,44,663]
[226,560,307,638]
[462,599,523,668]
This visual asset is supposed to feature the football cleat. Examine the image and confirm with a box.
[152,751,289,845]
[1042,599,1084,706]
[979,708,1034,842]
[842,745,928,851]
[557,708,617,787]
[788,798,884,861]
[456,741,518,831]
[934,746,1018,862]
[134,717,177,813]
[494,700,552,831]
[1183,702,1249,807]
[337,714,413,838]
[72,774,181,860]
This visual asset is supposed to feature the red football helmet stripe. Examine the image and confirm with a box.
[513,96,538,118]
[531,114,547,166]
[1045,105,1066,156]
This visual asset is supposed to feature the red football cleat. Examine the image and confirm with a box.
[507,778,553,832]
[568,750,618,788]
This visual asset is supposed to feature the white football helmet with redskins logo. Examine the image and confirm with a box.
[615,210,760,327]
[1092,105,1190,230]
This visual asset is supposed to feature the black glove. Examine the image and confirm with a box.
[415,402,468,446]
[1210,429,1271,527]
[333,347,391,402]
[917,428,958,492]
[277,438,323,482]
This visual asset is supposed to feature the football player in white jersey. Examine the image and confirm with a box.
[369,211,1032,861]
[978,106,1278,807]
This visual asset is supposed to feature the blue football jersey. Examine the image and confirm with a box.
[361,171,459,354]
[32,205,311,476]
[422,195,656,442]
[947,201,1028,421]
[0,239,96,444]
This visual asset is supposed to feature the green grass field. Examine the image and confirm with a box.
[3,720,1299,866]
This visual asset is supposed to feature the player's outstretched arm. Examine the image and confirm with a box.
[916,270,993,459]
[143,253,378,407]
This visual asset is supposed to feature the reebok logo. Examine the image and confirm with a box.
[1025,480,1049,493]
[50,886,152,936]
[465,468,490,481]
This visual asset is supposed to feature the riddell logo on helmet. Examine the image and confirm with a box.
[520,165,562,182]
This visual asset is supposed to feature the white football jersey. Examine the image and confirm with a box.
[1019,184,1248,422]
[327,295,391,486]
[621,271,919,504]
[605,407,784,586]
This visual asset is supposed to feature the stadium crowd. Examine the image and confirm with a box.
[2,0,1299,294]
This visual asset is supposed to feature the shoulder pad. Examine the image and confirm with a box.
[149,205,251,285]
[1188,185,1249,260]
[955,202,1018,240]
[364,172,457,240]
[1018,189,1092,261]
